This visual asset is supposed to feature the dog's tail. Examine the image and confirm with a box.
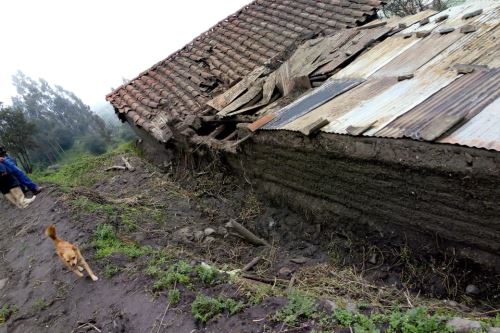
[45,224,59,241]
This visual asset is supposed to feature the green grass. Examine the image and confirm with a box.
[93,224,151,259]
[0,304,17,324]
[32,141,139,190]
[103,263,121,278]
[168,289,181,306]
[196,263,220,285]
[33,298,48,312]
[191,294,244,323]
[152,260,193,291]
[275,290,318,325]
[387,307,453,333]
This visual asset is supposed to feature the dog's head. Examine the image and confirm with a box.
[61,247,78,267]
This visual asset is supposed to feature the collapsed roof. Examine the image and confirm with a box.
[107,0,500,153]
[106,0,381,143]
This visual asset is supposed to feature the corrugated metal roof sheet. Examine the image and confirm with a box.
[322,67,458,135]
[376,68,500,140]
[439,97,500,151]
[283,77,397,131]
[256,0,500,152]
[262,78,364,129]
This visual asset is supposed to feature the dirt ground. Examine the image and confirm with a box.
[0,151,498,332]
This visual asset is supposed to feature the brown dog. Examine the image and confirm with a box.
[45,225,98,281]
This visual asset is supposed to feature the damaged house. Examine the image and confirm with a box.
[107,0,500,272]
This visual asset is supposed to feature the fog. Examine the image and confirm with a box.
[0,0,252,109]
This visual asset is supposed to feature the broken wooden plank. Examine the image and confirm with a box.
[207,66,268,111]
[225,219,270,247]
[299,118,330,136]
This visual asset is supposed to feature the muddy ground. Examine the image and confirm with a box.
[0,149,498,332]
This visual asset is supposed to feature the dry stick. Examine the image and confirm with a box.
[121,157,135,171]
[105,165,127,171]
[242,256,262,272]
[225,219,270,247]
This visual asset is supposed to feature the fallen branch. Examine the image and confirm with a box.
[241,273,288,285]
[105,165,127,171]
[121,157,135,172]
[242,256,262,272]
[225,219,270,246]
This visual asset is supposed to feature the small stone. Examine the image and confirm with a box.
[398,73,414,81]
[416,30,431,38]
[368,253,377,264]
[0,278,8,290]
[203,236,216,244]
[204,228,216,237]
[488,328,500,333]
[435,14,449,23]
[194,231,205,242]
[290,257,308,264]
[398,23,407,29]
[278,267,293,278]
[447,317,481,333]
[454,64,475,74]
[402,33,413,39]
[324,300,338,312]
[465,284,480,295]
[439,27,455,35]
[419,17,430,26]
[462,9,483,20]
[460,25,477,34]
[173,227,193,241]
[216,226,228,236]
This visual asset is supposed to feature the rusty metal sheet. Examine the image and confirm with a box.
[333,35,420,79]
[262,78,364,130]
[283,77,398,131]
[372,31,462,78]
[439,97,500,151]
[322,67,458,135]
[376,68,500,140]
[209,66,268,111]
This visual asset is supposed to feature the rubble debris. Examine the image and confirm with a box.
[398,73,414,81]
[435,14,449,22]
[242,257,262,272]
[419,17,430,26]
[416,30,431,38]
[439,27,455,34]
[460,25,477,33]
[462,9,483,20]
[447,317,482,333]
[454,64,475,74]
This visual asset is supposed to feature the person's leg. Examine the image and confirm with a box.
[11,169,39,193]
[4,192,20,208]
[10,187,35,208]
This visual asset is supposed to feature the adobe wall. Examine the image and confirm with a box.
[227,131,500,271]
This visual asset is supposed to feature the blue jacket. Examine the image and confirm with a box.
[1,156,38,191]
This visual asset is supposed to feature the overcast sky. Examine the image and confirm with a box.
[0,0,252,109]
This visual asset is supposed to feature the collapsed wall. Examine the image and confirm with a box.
[227,131,500,271]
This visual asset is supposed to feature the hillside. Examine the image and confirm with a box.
[0,144,498,332]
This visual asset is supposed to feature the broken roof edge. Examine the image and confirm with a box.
[106,0,382,102]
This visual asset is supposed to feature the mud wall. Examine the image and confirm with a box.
[228,131,500,270]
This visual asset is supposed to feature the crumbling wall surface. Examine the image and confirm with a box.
[228,131,500,270]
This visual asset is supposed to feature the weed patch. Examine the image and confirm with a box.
[0,304,17,324]
[196,263,219,285]
[275,290,318,325]
[93,224,151,259]
[168,289,181,306]
[152,261,192,291]
[191,294,244,323]
[387,307,452,333]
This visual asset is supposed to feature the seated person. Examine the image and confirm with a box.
[0,146,42,194]
[0,163,36,209]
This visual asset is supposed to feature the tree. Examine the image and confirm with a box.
[10,71,111,165]
[0,105,37,173]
